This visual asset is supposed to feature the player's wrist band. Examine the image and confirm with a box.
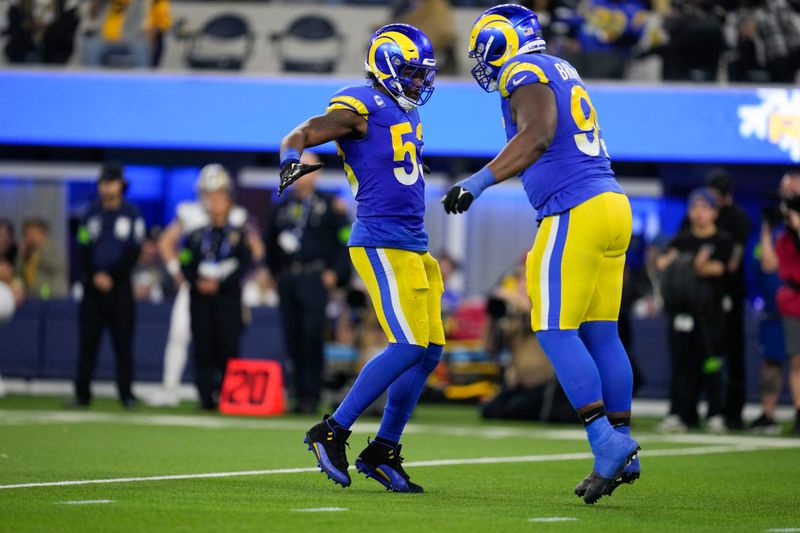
[460,166,496,199]
[280,148,300,169]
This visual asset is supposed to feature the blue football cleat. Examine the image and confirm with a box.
[582,430,640,504]
[304,415,352,488]
[355,439,423,493]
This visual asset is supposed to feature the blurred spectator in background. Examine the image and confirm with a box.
[750,197,787,434]
[3,0,79,64]
[554,0,650,79]
[132,227,174,303]
[727,0,800,83]
[82,0,171,68]
[659,0,726,81]
[180,171,252,411]
[71,163,144,408]
[0,219,21,310]
[769,171,800,435]
[391,0,457,74]
[0,219,18,265]
[656,188,732,433]
[147,164,263,408]
[706,170,750,429]
[266,152,351,414]
[619,233,650,393]
[18,218,67,300]
[438,251,463,319]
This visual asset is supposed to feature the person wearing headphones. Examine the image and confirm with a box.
[72,162,145,408]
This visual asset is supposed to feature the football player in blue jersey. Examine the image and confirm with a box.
[443,4,639,504]
[278,24,444,493]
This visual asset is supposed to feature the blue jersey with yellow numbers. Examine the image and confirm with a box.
[497,53,623,220]
[328,85,428,252]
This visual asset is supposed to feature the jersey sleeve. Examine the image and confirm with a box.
[498,56,552,99]
[327,86,373,121]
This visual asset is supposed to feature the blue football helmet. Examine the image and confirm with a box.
[365,23,438,111]
[468,4,547,93]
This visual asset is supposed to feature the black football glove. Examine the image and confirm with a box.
[278,161,324,196]
[442,185,474,214]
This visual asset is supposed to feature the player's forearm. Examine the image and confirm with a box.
[487,128,549,182]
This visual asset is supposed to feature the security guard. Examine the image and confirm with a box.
[265,152,351,414]
[180,166,252,410]
[73,163,144,408]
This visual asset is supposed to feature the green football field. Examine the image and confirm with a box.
[1,396,799,532]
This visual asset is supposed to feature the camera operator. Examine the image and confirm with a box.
[763,172,800,435]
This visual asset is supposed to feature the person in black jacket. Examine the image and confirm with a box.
[707,170,751,430]
[265,152,351,414]
[72,163,144,408]
[180,167,251,410]
[657,188,734,433]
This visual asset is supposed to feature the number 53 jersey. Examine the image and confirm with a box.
[328,85,428,252]
[498,53,623,220]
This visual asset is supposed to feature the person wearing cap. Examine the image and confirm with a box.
[178,166,253,410]
[265,151,351,415]
[706,170,751,430]
[146,164,263,407]
[760,171,800,436]
[656,188,734,433]
[71,162,144,408]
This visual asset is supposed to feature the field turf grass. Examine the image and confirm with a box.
[1,395,799,532]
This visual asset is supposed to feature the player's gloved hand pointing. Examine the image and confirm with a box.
[278,161,324,196]
[442,167,497,215]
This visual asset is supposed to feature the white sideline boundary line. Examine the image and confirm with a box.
[0,444,779,491]
[3,409,800,450]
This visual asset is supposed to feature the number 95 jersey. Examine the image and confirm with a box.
[328,85,428,252]
[498,53,623,220]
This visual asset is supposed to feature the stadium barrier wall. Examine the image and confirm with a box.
[0,299,767,402]
[1,70,798,164]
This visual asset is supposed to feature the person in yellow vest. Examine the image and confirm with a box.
[81,0,170,67]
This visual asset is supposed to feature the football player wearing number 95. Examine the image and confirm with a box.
[279,23,444,493]
[443,4,639,504]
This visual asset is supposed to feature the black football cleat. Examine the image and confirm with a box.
[355,438,423,493]
[575,468,640,498]
[304,415,352,487]
[582,440,640,505]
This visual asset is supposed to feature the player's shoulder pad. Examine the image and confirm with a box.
[327,85,384,120]
[498,54,553,99]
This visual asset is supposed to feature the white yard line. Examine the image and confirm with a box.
[0,443,789,491]
[2,409,799,449]
[58,500,114,505]
[291,508,348,513]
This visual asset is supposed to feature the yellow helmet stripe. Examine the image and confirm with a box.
[468,14,519,68]
[327,96,369,119]
[368,30,420,80]
[499,63,549,98]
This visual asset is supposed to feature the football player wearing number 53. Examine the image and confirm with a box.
[443,4,639,505]
[279,23,444,493]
